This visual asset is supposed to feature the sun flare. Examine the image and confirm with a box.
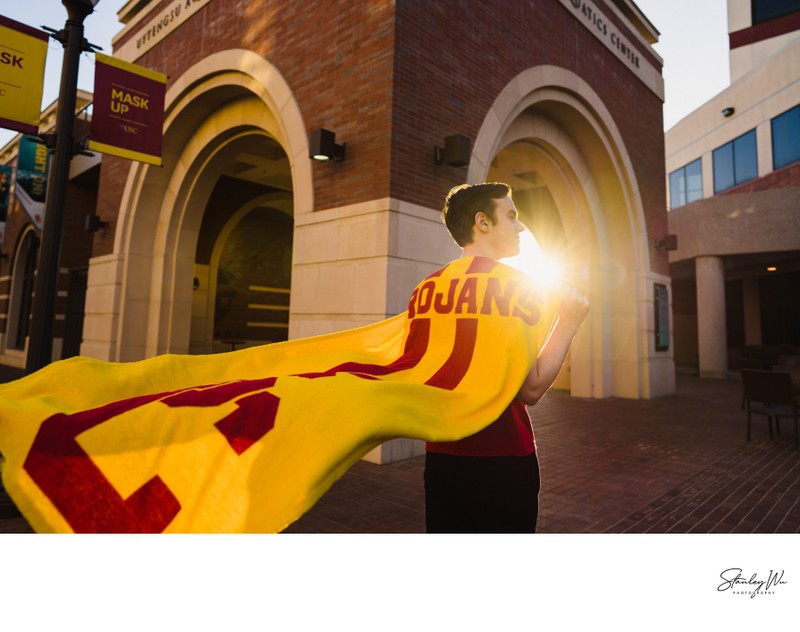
[504,230,564,289]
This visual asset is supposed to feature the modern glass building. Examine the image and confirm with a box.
[665,0,800,377]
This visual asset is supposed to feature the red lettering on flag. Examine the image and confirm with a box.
[298,317,431,379]
[21,312,478,532]
[425,318,478,390]
[24,393,183,533]
[24,379,282,532]
[434,278,459,314]
[213,388,279,455]
[160,378,280,455]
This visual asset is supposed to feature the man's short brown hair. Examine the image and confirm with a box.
[441,182,512,247]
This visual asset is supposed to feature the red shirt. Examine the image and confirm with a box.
[425,399,536,457]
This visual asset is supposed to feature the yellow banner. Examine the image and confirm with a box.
[0,16,49,136]
[0,258,556,533]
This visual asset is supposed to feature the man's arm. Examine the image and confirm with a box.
[517,285,589,406]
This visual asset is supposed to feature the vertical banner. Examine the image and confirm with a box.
[0,165,12,243]
[14,135,50,230]
[0,16,49,135]
[89,53,167,166]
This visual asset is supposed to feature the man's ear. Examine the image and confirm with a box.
[474,211,491,234]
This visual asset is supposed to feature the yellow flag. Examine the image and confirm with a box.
[0,257,556,533]
[0,16,49,135]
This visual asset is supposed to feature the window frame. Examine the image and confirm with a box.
[712,129,759,194]
[668,158,703,209]
[771,104,800,170]
[752,0,800,25]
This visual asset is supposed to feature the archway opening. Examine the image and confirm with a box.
[475,81,650,398]
[82,51,312,362]
[191,134,293,354]
[489,140,568,262]
[7,230,38,352]
[488,139,573,390]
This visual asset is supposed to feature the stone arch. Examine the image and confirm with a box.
[4,226,38,357]
[83,50,311,361]
[472,66,669,398]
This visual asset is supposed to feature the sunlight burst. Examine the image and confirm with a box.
[504,230,564,289]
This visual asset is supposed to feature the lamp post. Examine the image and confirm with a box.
[25,0,100,374]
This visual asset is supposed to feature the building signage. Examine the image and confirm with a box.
[0,164,12,243]
[88,53,167,166]
[112,0,214,63]
[14,134,50,230]
[558,0,664,99]
[0,16,49,135]
[654,282,670,351]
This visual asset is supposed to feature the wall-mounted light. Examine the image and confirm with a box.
[85,215,109,233]
[721,107,735,117]
[309,128,345,161]
[434,134,471,167]
[656,234,678,251]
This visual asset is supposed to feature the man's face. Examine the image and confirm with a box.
[485,195,525,259]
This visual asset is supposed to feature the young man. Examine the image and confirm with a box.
[424,182,589,533]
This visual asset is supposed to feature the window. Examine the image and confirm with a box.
[668,158,702,209]
[772,104,800,170]
[713,130,758,193]
[752,0,800,24]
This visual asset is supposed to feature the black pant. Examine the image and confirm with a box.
[424,451,540,533]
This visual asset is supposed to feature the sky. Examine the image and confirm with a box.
[0,0,731,146]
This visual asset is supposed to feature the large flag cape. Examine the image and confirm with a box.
[0,257,556,533]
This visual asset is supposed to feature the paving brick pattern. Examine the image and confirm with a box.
[288,374,800,534]
[2,374,798,534]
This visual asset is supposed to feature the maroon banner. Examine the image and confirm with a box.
[88,53,166,166]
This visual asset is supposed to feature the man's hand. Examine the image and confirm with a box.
[517,284,589,406]
[555,284,590,331]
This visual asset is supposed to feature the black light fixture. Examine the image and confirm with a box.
[721,107,735,117]
[309,128,345,161]
[434,133,471,167]
[656,234,678,251]
[85,214,109,232]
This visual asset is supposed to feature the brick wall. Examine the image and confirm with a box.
[101,0,666,273]
[391,0,667,273]
[720,161,800,195]
[92,154,132,258]
[110,0,396,215]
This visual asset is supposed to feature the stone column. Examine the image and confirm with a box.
[696,256,728,378]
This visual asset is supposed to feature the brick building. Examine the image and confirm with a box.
[0,91,98,367]
[1,0,671,460]
[666,0,800,376]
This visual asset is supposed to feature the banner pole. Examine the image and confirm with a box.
[25,0,97,374]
